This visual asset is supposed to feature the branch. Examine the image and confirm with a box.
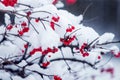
[97,40,120,45]
[50,58,97,69]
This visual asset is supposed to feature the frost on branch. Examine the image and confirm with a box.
[0,0,120,80]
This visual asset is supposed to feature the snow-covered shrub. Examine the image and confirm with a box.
[0,0,120,80]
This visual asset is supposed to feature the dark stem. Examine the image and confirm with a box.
[50,58,97,69]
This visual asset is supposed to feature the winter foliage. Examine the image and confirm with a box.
[0,0,120,80]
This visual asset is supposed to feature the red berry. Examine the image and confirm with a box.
[7,24,13,30]
[50,21,55,30]
[35,18,40,22]
[42,50,48,55]
[63,41,69,46]
[82,54,86,57]
[54,75,62,80]
[71,26,75,30]
[80,48,84,54]
[85,53,89,56]
[18,27,29,36]
[83,43,87,46]
[60,38,64,42]
[24,44,28,48]
[66,28,70,32]
[38,47,42,52]
[47,47,52,52]
[18,31,23,36]
[23,27,29,33]
[52,47,58,53]
[54,48,58,52]
[21,22,27,27]
[98,56,101,59]
[42,62,50,67]
[26,11,31,17]
[69,28,72,32]
[30,50,35,55]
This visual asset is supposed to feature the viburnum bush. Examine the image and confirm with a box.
[0,0,120,80]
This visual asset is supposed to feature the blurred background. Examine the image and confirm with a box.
[62,0,120,40]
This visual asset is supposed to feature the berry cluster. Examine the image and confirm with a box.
[66,26,75,32]
[42,62,50,68]
[21,22,27,27]
[30,47,58,55]
[42,47,58,55]
[101,68,114,77]
[1,0,17,7]
[52,16,60,22]
[80,43,89,57]
[30,47,42,55]
[111,50,120,58]
[18,22,29,36]
[18,27,29,36]
[50,16,60,30]
[60,35,76,46]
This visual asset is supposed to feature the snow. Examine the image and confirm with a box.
[98,33,115,44]
[0,0,120,80]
